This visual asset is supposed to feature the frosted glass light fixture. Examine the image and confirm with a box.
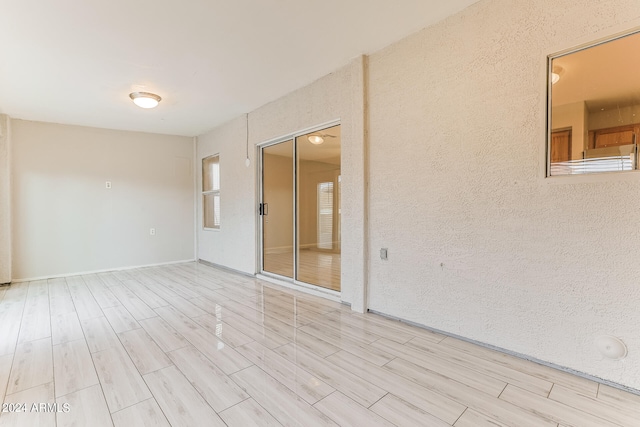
[129,92,161,109]
[308,135,324,145]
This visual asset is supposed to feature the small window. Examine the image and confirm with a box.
[202,155,220,229]
[548,30,640,176]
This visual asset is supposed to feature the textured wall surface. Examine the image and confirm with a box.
[197,115,257,274]
[197,57,367,308]
[11,120,195,279]
[0,115,10,282]
[367,0,640,388]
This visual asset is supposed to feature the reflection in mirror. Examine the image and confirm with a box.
[549,31,640,175]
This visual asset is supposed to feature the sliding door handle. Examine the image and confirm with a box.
[259,203,269,216]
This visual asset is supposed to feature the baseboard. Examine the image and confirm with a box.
[256,273,341,302]
[367,309,640,397]
[11,259,197,283]
[197,259,255,278]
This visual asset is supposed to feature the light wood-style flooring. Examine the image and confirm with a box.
[0,262,638,426]
[263,249,341,291]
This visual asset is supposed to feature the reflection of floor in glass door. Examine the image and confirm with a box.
[263,249,340,291]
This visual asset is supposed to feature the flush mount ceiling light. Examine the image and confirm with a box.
[129,92,161,109]
[308,135,324,145]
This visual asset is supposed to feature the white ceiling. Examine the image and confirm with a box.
[0,0,479,137]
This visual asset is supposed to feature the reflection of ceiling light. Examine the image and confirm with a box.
[308,135,324,145]
[129,92,161,109]
[551,65,563,85]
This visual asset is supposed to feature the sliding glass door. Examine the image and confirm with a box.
[260,124,341,292]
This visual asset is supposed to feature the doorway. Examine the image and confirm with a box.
[260,124,341,292]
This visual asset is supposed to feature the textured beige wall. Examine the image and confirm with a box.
[367,0,640,388]
[0,115,10,283]
[11,120,195,279]
[197,56,367,308]
[197,115,257,274]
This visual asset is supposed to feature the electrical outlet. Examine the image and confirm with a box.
[149,228,156,236]
[105,181,112,189]
[380,248,388,260]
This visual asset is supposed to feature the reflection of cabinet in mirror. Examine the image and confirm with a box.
[551,129,571,162]
[589,125,637,149]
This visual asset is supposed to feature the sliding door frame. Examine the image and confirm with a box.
[257,119,341,296]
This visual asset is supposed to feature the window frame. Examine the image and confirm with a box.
[202,154,220,230]
[546,29,640,178]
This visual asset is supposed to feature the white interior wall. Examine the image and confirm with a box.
[262,153,293,254]
[11,119,195,280]
[552,101,587,158]
[197,115,257,274]
[197,57,367,309]
[0,115,10,283]
[367,0,640,389]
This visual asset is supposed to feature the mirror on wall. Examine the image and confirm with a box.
[548,30,640,175]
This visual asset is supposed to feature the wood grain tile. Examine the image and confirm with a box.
[440,336,599,397]
[139,316,189,353]
[193,314,253,348]
[407,336,553,396]
[230,365,339,427]
[370,393,452,427]
[65,276,103,320]
[2,382,55,427]
[455,408,510,426]
[384,358,556,427]
[92,346,152,412]
[118,328,172,375]
[48,278,76,317]
[109,286,156,320]
[18,281,50,343]
[1,263,637,427]
[111,398,169,427]
[326,350,466,425]
[597,384,640,415]
[56,384,112,427]
[51,312,84,345]
[274,343,385,407]
[218,398,281,427]
[143,365,226,427]
[499,384,621,427]
[0,284,28,356]
[219,314,290,350]
[0,353,13,404]
[372,338,508,396]
[111,398,170,427]
[53,339,99,397]
[298,321,394,366]
[156,306,251,374]
[120,280,169,309]
[238,341,334,404]
[103,305,141,333]
[7,337,53,395]
[81,317,120,353]
[167,345,248,412]
[83,274,121,309]
[314,391,395,427]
